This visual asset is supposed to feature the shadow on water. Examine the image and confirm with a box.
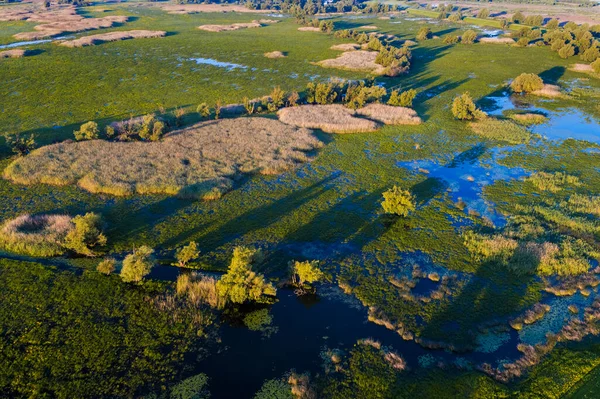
[195,287,457,398]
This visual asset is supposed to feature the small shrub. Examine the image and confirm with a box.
[461,30,478,44]
[174,241,200,267]
[197,103,210,118]
[120,245,155,283]
[290,260,324,287]
[451,92,486,120]
[443,35,459,44]
[171,373,210,399]
[516,37,530,47]
[63,212,107,256]
[387,89,416,107]
[243,97,255,115]
[6,133,35,156]
[581,47,600,63]
[546,19,559,30]
[477,8,489,19]
[558,44,575,59]
[269,86,286,111]
[510,73,544,93]
[593,58,600,73]
[416,27,432,41]
[74,121,99,141]
[287,91,300,107]
[381,186,415,217]
[97,258,117,275]
[105,125,115,139]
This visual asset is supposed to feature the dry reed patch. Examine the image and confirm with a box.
[298,26,321,32]
[359,25,378,30]
[14,15,129,40]
[278,104,380,134]
[0,214,73,256]
[403,39,417,46]
[356,104,422,125]
[531,84,563,98]
[571,63,593,72]
[198,22,261,32]
[264,51,286,58]
[59,30,167,48]
[0,49,26,59]
[4,118,322,200]
[160,4,265,14]
[479,37,515,44]
[317,50,387,75]
[330,43,361,51]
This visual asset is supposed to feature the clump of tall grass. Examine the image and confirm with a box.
[176,273,225,309]
[5,118,323,200]
[507,112,547,126]
[278,104,380,133]
[355,104,422,125]
[526,171,581,193]
[0,214,73,256]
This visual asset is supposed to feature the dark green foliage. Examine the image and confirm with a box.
[0,259,214,398]
[5,133,35,156]
[461,30,478,45]
[416,27,432,41]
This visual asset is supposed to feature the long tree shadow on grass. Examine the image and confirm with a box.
[168,176,338,257]
[539,66,566,85]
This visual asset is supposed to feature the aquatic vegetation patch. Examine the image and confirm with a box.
[469,118,531,144]
[59,30,167,48]
[4,118,323,200]
[507,113,547,126]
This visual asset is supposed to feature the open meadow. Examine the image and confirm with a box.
[2,0,600,398]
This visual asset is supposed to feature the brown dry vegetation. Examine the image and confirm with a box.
[59,30,167,48]
[531,84,563,98]
[0,214,73,256]
[14,12,129,40]
[298,27,321,32]
[278,104,380,134]
[0,49,26,59]
[264,51,286,59]
[159,3,266,14]
[330,43,361,51]
[317,50,387,75]
[4,118,322,200]
[198,22,262,32]
[355,104,422,125]
[479,37,515,45]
